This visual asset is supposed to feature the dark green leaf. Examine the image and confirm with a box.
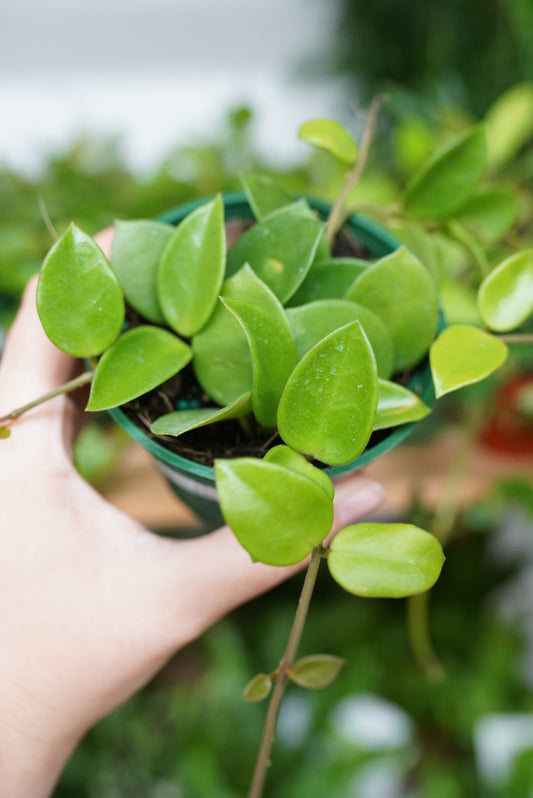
[287,654,346,689]
[298,119,358,165]
[243,673,272,702]
[240,173,293,221]
[374,379,431,430]
[430,325,508,398]
[151,392,252,437]
[264,444,334,500]
[478,251,533,331]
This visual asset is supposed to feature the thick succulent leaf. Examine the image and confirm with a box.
[328,522,445,598]
[87,326,192,411]
[222,297,298,427]
[243,673,272,702]
[287,655,345,690]
[278,321,378,466]
[478,251,533,331]
[226,201,324,302]
[111,220,173,323]
[430,325,508,398]
[289,258,369,305]
[374,380,431,430]
[158,195,225,336]
[404,126,487,220]
[456,188,518,244]
[346,246,439,372]
[298,119,358,165]
[264,445,334,501]
[192,264,289,406]
[287,299,393,379]
[215,458,333,566]
[150,392,252,437]
[485,84,533,168]
[36,224,124,358]
[240,173,293,220]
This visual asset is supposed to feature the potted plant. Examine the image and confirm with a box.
[2,98,532,798]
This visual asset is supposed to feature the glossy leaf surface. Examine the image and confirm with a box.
[328,522,445,598]
[478,251,533,331]
[287,299,393,378]
[36,224,124,358]
[374,380,431,430]
[222,297,298,427]
[158,195,225,336]
[87,326,192,411]
[243,673,272,702]
[150,392,252,437]
[264,445,334,501]
[111,220,173,323]
[430,325,508,398]
[215,458,333,566]
[289,258,369,305]
[405,126,487,220]
[298,119,358,165]
[287,655,345,690]
[278,321,378,466]
[226,201,324,302]
[192,265,289,406]
[240,173,293,221]
[346,246,439,372]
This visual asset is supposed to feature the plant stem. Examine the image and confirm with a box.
[325,94,389,249]
[407,593,443,682]
[498,333,533,344]
[0,371,94,424]
[247,546,323,798]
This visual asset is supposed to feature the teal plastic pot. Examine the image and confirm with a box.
[108,193,435,529]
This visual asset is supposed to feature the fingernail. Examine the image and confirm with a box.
[334,478,387,527]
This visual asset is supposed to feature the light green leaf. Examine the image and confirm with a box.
[87,326,192,411]
[485,84,533,169]
[478,251,533,331]
[240,173,293,221]
[264,445,334,501]
[215,458,333,566]
[298,119,358,165]
[243,673,272,702]
[226,201,324,302]
[278,321,378,466]
[150,392,252,437]
[405,126,487,220]
[287,299,393,379]
[374,380,431,431]
[287,655,346,690]
[222,297,298,427]
[430,325,508,398]
[36,224,124,358]
[192,264,289,406]
[346,246,439,372]
[158,195,225,336]
[288,258,368,305]
[111,220,173,323]
[328,522,445,598]
[456,188,518,244]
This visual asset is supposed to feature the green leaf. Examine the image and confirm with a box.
[456,188,518,244]
[192,264,289,406]
[226,201,324,303]
[111,220,173,323]
[36,224,124,358]
[328,522,445,598]
[374,379,431,430]
[287,654,346,689]
[478,251,533,331]
[150,392,252,437]
[298,119,358,165]
[222,297,298,427]
[287,299,393,379]
[289,258,368,305]
[240,173,293,221]
[264,445,334,501]
[278,321,378,466]
[430,325,508,398]
[346,246,439,372]
[87,326,192,411]
[215,458,333,566]
[404,126,487,220]
[485,84,533,169]
[158,195,226,336]
[445,219,490,279]
[0,426,11,439]
[243,673,272,702]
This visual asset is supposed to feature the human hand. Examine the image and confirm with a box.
[0,242,385,798]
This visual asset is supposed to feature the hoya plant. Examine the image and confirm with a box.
[1,99,532,797]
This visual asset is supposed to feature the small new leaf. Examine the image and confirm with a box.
[298,119,358,165]
[478,251,533,332]
[151,393,252,437]
[374,380,431,430]
[430,325,508,398]
[0,426,11,439]
[287,654,346,690]
[243,673,273,702]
